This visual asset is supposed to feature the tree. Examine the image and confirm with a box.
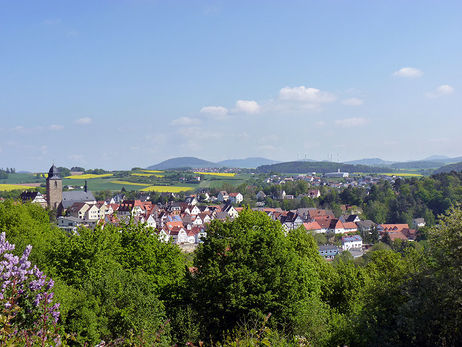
[190,209,324,342]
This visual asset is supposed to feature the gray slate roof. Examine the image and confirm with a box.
[62,191,96,208]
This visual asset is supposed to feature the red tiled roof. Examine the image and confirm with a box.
[303,221,322,231]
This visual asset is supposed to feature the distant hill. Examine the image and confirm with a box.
[344,158,393,166]
[433,161,462,174]
[421,156,462,164]
[423,155,451,161]
[147,157,218,170]
[217,157,279,168]
[256,161,390,174]
[147,156,278,170]
[390,161,444,169]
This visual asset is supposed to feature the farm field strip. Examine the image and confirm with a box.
[141,170,164,173]
[140,186,194,192]
[110,180,150,186]
[131,173,164,177]
[194,172,236,177]
[381,173,423,177]
[65,174,113,179]
[0,184,38,191]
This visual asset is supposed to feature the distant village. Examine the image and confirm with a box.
[19,165,426,260]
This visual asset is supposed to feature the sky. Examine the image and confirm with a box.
[0,0,461,171]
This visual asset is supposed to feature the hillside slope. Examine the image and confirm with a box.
[147,157,218,170]
[256,161,390,174]
[433,162,462,174]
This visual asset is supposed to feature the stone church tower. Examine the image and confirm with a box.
[46,164,63,210]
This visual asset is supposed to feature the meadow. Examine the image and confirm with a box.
[65,174,113,179]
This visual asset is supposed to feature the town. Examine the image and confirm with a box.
[18,164,426,260]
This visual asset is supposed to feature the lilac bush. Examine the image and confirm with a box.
[0,232,61,345]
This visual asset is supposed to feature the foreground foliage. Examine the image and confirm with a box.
[1,201,462,345]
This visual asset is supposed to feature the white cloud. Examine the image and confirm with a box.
[200,106,228,119]
[235,100,260,114]
[335,117,369,128]
[170,117,201,126]
[75,117,92,125]
[393,67,423,78]
[49,124,64,131]
[279,86,336,103]
[342,97,363,106]
[426,84,454,98]
[315,121,326,127]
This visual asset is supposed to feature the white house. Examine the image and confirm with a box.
[229,192,243,204]
[217,191,229,202]
[342,235,363,251]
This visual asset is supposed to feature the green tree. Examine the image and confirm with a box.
[190,209,324,342]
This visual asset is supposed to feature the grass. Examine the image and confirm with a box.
[65,174,113,179]
[0,184,37,191]
[131,173,164,177]
[140,186,194,192]
[110,180,150,186]
[194,172,236,177]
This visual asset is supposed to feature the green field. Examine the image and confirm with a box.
[0,171,250,193]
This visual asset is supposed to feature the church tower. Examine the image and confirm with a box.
[46,164,63,210]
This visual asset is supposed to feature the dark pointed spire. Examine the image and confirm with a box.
[47,164,61,180]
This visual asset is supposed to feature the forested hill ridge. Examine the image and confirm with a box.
[256,161,391,174]
[147,157,218,170]
[433,161,462,174]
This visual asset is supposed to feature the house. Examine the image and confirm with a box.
[223,204,239,219]
[20,191,48,208]
[328,219,346,234]
[308,189,321,198]
[313,216,333,232]
[377,224,410,233]
[303,221,323,233]
[412,218,426,229]
[308,208,335,220]
[145,214,157,229]
[185,196,198,205]
[228,192,243,204]
[256,191,267,201]
[169,226,188,244]
[280,212,304,231]
[342,235,363,251]
[217,191,229,202]
[342,222,358,233]
[57,216,85,234]
[356,220,376,233]
[67,202,90,220]
[318,245,340,260]
[85,204,100,221]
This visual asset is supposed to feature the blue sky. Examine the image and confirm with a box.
[0,0,461,171]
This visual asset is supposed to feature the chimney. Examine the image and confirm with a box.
[84,180,88,193]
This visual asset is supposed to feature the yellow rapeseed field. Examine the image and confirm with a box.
[110,180,150,186]
[140,186,194,192]
[194,172,236,177]
[0,184,37,191]
[131,173,164,177]
[141,170,164,173]
[65,174,113,179]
